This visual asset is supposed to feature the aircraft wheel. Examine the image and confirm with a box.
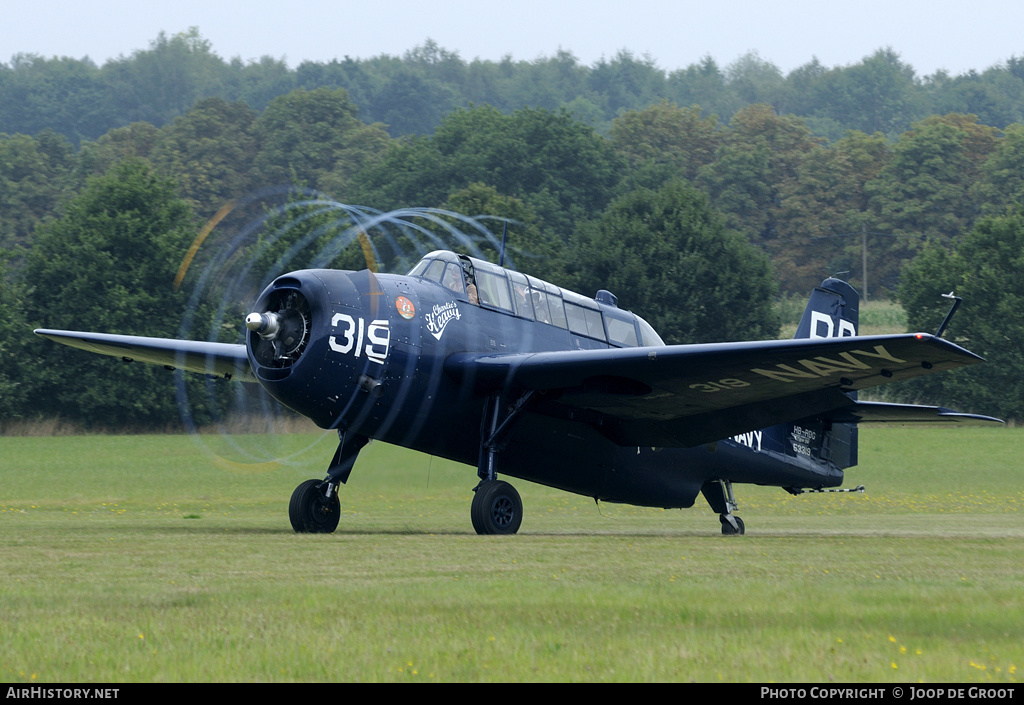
[289,479,341,533]
[720,515,745,536]
[471,480,523,535]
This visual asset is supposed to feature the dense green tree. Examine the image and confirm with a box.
[973,122,1024,215]
[403,40,468,86]
[610,101,720,188]
[0,130,76,251]
[149,97,259,215]
[295,57,380,114]
[897,209,1024,420]
[431,106,621,223]
[348,133,447,210]
[785,58,827,111]
[804,49,927,137]
[585,51,666,121]
[326,42,466,135]
[0,252,31,421]
[74,122,161,181]
[253,87,391,198]
[350,105,623,237]
[102,28,230,128]
[699,104,823,249]
[726,52,788,110]
[371,71,461,136]
[666,56,741,121]
[23,160,198,427]
[866,114,1000,291]
[440,182,564,281]
[0,54,113,144]
[775,131,890,294]
[505,50,589,112]
[925,67,1024,129]
[11,29,1024,151]
[569,180,779,345]
[227,55,296,113]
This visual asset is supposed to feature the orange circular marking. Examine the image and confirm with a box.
[396,296,416,319]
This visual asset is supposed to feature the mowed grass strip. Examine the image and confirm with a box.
[1,427,1021,682]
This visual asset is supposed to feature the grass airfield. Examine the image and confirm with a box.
[1,426,1021,683]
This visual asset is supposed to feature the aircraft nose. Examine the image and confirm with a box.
[245,268,386,430]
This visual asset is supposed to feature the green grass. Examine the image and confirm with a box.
[1,428,1022,682]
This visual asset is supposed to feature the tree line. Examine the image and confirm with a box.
[5,29,1024,144]
[3,33,1024,427]
[5,91,1024,293]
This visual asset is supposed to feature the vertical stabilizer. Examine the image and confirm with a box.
[791,277,861,470]
[794,277,859,340]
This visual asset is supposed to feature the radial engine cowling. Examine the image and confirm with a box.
[245,269,383,429]
[246,282,313,374]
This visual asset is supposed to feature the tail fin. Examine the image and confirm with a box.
[794,277,859,340]
[788,278,863,475]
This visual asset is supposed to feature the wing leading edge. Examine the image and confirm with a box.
[34,329,254,383]
[445,333,996,447]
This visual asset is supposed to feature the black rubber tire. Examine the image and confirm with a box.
[289,479,341,533]
[720,515,745,536]
[471,480,523,535]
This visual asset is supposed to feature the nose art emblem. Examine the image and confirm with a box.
[395,296,416,320]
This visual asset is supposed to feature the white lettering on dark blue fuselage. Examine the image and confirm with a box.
[731,430,763,451]
[425,301,461,341]
[329,313,391,364]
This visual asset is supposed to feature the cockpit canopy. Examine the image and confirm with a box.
[408,251,665,348]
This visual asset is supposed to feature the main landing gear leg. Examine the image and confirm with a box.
[289,430,368,534]
[701,479,746,536]
[470,395,526,535]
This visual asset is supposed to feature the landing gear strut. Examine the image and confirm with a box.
[289,430,368,534]
[469,392,533,535]
[702,479,746,535]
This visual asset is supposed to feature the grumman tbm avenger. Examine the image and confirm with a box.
[36,249,1001,535]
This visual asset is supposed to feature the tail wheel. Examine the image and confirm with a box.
[471,480,523,535]
[289,479,341,533]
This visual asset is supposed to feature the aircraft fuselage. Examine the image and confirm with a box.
[248,260,843,511]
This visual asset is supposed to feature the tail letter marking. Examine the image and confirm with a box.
[810,311,856,339]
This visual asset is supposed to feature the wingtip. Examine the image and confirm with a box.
[937,411,1005,425]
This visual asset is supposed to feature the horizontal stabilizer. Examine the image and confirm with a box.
[34,329,254,383]
[827,400,1003,426]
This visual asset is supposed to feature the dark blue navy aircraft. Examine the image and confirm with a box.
[36,250,1000,535]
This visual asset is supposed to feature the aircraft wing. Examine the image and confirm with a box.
[34,329,255,383]
[445,333,991,447]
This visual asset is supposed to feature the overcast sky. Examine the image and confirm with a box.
[4,0,1022,77]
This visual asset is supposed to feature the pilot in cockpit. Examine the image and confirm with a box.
[442,263,464,293]
[458,257,479,305]
[441,259,479,305]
